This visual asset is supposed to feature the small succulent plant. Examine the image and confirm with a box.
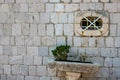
[79,53,88,62]
[52,45,70,61]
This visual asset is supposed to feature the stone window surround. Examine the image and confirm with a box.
[75,11,109,37]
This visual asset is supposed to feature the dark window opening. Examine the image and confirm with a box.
[80,17,102,30]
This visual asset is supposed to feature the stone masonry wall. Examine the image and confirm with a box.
[0,0,120,80]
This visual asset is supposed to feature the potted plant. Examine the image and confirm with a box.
[52,45,70,61]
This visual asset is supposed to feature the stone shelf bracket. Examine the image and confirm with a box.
[48,59,100,80]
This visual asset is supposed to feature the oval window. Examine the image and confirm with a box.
[80,16,102,30]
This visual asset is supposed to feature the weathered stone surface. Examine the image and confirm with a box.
[48,59,100,73]
[9,56,23,64]
[38,47,48,56]
[37,66,47,76]
[101,48,117,57]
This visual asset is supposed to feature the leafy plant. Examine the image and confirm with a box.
[52,45,70,61]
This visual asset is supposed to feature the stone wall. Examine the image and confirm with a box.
[0,0,120,80]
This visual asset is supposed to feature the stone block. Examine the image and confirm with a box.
[33,37,41,46]
[37,66,47,76]
[27,47,38,56]
[42,37,56,46]
[1,75,7,80]
[1,36,10,45]
[5,0,15,3]
[3,46,12,55]
[115,37,120,47]
[104,58,112,67]
[105,3,117,12]
[101,48,117,57]
[34,56,42,65]
[10,37,15,45]
[12,65,21,75]
[80,3,89,10]
[24,56,34,65]
[61,0,71,2]
[110,24,117,36]
[47,24,54,36]
[88,37,97,47]
[0,4,9,12]
[0,65,3,74]
[86,48,100,57]
[26,0,39,3]
[15,13,28,23]
[67,37,73,46]
[46,3,54,12]
[105,37,114,47]
[64,24,73,36]
[17,46,26,56]
[96,68,109,77]
[16,0,26,3]
[51,77,60,80]
[48,68,57,77]
[15,36,24,46]
[59,13,67,23]
[3,24,12,36]
[7,75,24,80]
[68,13,74,23]
[12,24,22,35]
[40,0,48,3]
[91,0,99,2]
[30,24,38,36]
[43,57,49,65]
[101,0,109,2]
[96,37,105,47]
[4,65,11,74]
[29,4,44,12]
[21,65,28,76]
[25,76,39,80]
[55,24,63,36]
[28,13,39,23]
[56,37,66,45]
[29,66,37,76]
[38,24,46,36]
[72,0,82,2]
[117,3,120,12]
[40,13,49,23]
[65,4,79,12]
[110,13,120,23]
[20,4,28,12]
[90,3,103,10]
[22,23,29,35]
[91,57,104,66]
[0,46,3,55]
[38,47,48,56]
[111,0,120,2]
[49,0,60,2]
[0,13,8,23]
[40,77,51,80]
[110,68,120,77]
[55,4,64,12]
[113,58,120,67]
[50,13,59,23]
[9,56,23,64]
[0,24,3,36]
[73,37,81,46]
[0,0,4,3]
[83,0,91,2]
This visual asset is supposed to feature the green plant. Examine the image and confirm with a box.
[52,45,70,61]
[79,53,88,62]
